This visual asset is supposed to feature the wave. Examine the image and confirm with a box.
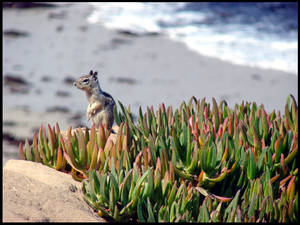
[87,2,298,75]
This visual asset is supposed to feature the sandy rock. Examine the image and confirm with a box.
[3,160,106,222]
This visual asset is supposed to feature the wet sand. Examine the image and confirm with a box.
[3,3,298,165]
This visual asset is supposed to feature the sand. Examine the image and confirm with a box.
[3,159,106,222]
[3,3,298,165]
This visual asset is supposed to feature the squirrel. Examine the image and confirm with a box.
[73,70,115,130]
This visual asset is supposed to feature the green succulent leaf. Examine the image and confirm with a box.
[21,94,298,222]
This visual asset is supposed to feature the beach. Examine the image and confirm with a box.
[3,3,298,165]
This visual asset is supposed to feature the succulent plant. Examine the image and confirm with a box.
[19,123,67,171]
[60,123,113,181]
[20,94,298,222]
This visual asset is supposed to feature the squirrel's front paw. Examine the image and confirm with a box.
[86,112,91,121]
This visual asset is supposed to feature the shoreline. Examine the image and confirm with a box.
[3,3,298,165]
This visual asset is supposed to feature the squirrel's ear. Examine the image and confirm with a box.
[89,70,93,75]
[92,71,98,80]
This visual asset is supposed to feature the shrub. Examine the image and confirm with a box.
[20,95,298,222]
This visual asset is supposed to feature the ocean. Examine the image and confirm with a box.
[87,2,298,75]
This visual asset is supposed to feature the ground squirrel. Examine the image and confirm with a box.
[73,70,115,130]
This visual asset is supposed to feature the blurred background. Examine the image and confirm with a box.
[88,2,298,74]
[3,2,298,164]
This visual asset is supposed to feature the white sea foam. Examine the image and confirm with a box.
[87,2,298,75]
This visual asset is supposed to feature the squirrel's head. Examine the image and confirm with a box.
[73,70,100,91]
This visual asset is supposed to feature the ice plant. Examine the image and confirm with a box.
[19,123,67,171]
[20,94,298,222]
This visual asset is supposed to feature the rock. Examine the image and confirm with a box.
[111,38,132,46]
[117,29,140,37]
[4,74,30,94]
[48,11,67,19]
[41,76,52,82]
[3,120,17,127]
[3,132,25,146]
[3,160,106,222]
[3,2,58,9]
[56,25,64,32]
[3,29,29,38]
[116,29,161,37]
[4,74,29,86]
[78,25,88,32]
[46,106,70,113]
[56,90,70,97]
[251,73,261,81]
[64,76,76,86]
[109,77,137,85]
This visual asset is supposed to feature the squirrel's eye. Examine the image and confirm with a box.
[83,79,89,83]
